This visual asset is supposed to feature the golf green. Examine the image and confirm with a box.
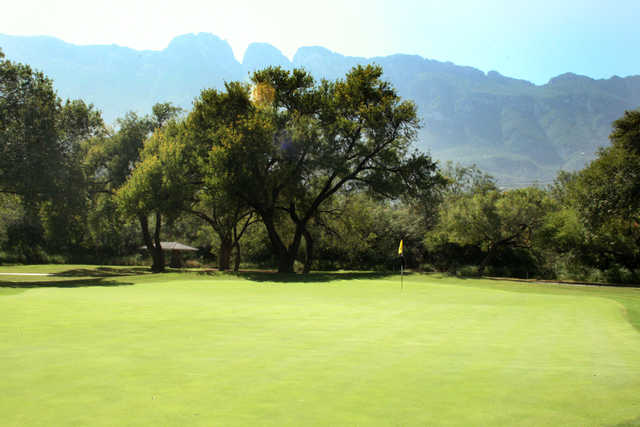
[1,268,639,426]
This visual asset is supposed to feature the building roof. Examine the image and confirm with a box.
[141,242,198,251]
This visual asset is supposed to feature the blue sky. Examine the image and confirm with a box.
[2,0,638,84]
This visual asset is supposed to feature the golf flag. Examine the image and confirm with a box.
[398,239,404,256]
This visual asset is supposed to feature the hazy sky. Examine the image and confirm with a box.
[2,0,638,84]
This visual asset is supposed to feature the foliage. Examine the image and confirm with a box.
[117,122,189,221]
[86,112,154,191]
[303,193,431,270]
[426,164,552,276]
[0,51,109,260]
[569,109,640,274]
[39,100,106,252]
[0,50,61,206]
[0,194,22,245]
[189,65,443,272]
[116,119,191,271]
[440,162,497,196]
[2,48,639,283]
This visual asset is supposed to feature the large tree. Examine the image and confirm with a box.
[1,50,107,260]
[430,187,552,274]
[578,109,640,226]
[116,120,191,272]
[571,108,640,272]
[189,65,442,273]
[40,99,106,252]
[86,103,183,270]
[0,49,61,210]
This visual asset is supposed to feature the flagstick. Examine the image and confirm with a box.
[397,239,404,291]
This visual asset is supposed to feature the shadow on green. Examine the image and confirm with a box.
[229,270,396,283]
[484,276,640,288]
[0,278,135,288]
[0,266,151,288]
[51,267,151,278]
[0,278,133,288]
[611,416,640,426]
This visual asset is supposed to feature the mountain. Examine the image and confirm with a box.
[2,33,639,186]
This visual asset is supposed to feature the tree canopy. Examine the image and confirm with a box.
[113,108,186,272]
[0,49,61,205]
[1,49,639,283]
[570,108,640,271]
[188,65,444,272]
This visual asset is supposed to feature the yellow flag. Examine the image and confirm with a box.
[398,239,404,256]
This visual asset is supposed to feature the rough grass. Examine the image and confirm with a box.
[1,266,639,426]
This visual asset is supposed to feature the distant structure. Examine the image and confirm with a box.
[141,242,198,268]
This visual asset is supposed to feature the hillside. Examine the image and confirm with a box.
[2,32,639,186]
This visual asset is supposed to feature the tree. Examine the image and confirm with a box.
[189,65,443,273]
[578,109,640,226]
[116,121,191,272]
[151,102,183,129]
[40,99,106,252]
[86,111,154,191]
[570,109,640,273]
[1,51,107,261]
[304,193,427,270]
[83,111,156,259]
[430,186,551,275]
[0,49,61,211]
[440,162,497,198]
[86,103,183,270]
[186,189,256,272]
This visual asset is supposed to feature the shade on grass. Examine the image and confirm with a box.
[1,268,639,426]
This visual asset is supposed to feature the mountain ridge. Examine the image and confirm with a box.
[1,32,639,186]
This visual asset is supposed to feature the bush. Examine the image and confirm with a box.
[4,221,46,263]
[599,267,639,285]
[456,265,480,277]
[418,263,438,272]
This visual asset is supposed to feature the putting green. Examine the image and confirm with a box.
[1,268,639,426]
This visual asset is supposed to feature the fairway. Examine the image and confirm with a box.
[1,268,639,426]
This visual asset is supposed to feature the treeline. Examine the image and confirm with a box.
[1,49,638,282]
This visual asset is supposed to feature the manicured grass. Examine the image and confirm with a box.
[1,267,640,426]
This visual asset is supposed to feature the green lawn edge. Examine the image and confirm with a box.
[2,264,639,333]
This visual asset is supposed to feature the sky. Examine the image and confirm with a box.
[2,0,638,85]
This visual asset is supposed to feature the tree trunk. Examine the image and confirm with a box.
[140,213,165,273]
[302,228,314,274]
[478,246,496,276]
[150,248,164,272]
[151,212,165,272]
[261,211,298,273]
[233,241,241,272]
[283,225,304,273]
[277,252,296,274]
[218,236,233,271]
